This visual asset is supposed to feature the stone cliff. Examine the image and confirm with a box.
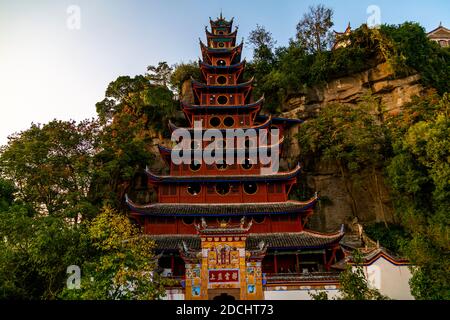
[281,62,424,232]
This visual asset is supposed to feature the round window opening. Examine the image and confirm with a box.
[223,116,235,127]
[217,76,227,85]
[182,217,195,225]
[241,158,253,170]
[244,182,258,195]
[209,116,221,127]
[217,59,226,66]
[187,184,201,196]
[190,161,201,172]
[217,95,228,105]
[215,183,230,195]
[218,42,225,48]
[253,216,265,224]
[218,31,224,35]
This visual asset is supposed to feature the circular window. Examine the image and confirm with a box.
[253,216,265,224]
[216,160,227,171]
[187,184,201,196]
[215,183,230,195]
[217,59,226,66]
[217,76,227,85]
[223,116,235,127]
[217,95,228,105]
[218,31,224,35]
[182,217,195,225]
[189,161,201,172]
[218,42,225,48]
[209,116,221,127]
[244,182,258,195]
[241,158,253,170]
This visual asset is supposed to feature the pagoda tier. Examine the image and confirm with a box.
[145,163,301,183]
[209,15,234,34]
[200,41,243,66]
[181,94,262,112]
[199,60,245,86]
[205,27,239,48]
[191,77,253,106]
[168,112,270,131]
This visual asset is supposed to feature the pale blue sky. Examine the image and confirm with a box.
[0,0,448,145]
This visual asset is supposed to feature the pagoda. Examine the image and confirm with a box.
[127,14,345,300]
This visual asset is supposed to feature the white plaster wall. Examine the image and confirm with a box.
[163,290,185,300]
[264,289,341,300]
[363,257,413,300]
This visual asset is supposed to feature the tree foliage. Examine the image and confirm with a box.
[295,4,334,53]
[60,207,169,300]
[385,93,450,299]
[0,120,99,220]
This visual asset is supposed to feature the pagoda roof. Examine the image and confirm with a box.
[181,95,263,112]
[209,15,234,29]
[200,41,243,59]
[191,76,254,90]
[199,59,245,71]
[143,229,342,251]
[144,163,301,184]
[126,195,318,218]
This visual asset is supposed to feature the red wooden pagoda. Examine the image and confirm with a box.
[127,14,344,300]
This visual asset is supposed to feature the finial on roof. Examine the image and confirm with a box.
[220,10,223,20]
[440,21,442,27]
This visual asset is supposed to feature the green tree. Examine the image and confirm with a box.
[93,74,176,210]
[60,207,169,300]
[146,61,173,88]
[386,93,450,299]
[0,120,99,220]
[0,205,88,299]
[170,61,201,95]
[296,4,334,53]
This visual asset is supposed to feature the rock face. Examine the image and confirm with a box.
[282,62,424,119]
[280,62,423,232]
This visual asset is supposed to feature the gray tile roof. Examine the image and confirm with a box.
[147,230,343,251]
[126,198,317,217]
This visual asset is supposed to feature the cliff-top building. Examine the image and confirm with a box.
[126,14,413,300]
